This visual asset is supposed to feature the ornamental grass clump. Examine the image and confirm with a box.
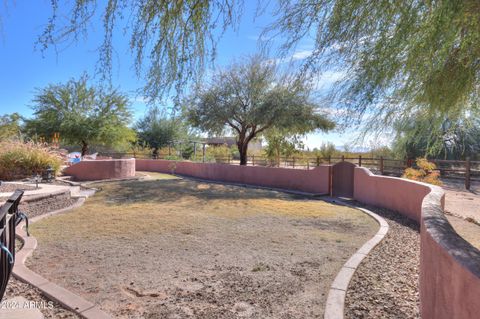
[0,141,62,180]
[402,157,442,186]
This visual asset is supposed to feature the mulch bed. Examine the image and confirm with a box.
[345,205,420,319]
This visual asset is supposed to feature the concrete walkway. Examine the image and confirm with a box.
[0,182,73,204]
[442,179,480,250]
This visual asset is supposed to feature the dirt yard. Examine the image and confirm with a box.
[28,175,377,318]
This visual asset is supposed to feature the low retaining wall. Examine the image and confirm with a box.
[354,167,480,319]
[136,159,331,194]
[63,159,136,181]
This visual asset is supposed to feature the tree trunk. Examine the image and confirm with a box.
[238,141,248,165]
[152,147,159,159]
[276,148,281,167]
[81,140,89,157]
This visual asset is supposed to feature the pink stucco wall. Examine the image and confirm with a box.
[136,159,331,194]
[354,167,480,319]
[63,158,136,181]
[353,166,431,222]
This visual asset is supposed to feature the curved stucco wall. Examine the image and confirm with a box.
[354,167,480,319]
[63,158,136,181]
[136,159,331,194]
[136,160,480,318]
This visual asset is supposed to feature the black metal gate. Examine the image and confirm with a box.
[0,190,25,300]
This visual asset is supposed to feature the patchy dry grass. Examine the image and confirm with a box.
[29,176,377,319]
[32,179,370,243]
[136,171,180,180]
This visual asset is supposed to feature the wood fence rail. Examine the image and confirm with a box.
[100,152,477,190]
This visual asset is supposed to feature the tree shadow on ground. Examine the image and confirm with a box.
[96,178,308,205]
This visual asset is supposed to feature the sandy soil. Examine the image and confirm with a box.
[446,215,480,250]
[443,179,480,222]
[28,177,377,319]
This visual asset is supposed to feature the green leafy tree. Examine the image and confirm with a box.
[263,1,480,130]
[392,111,480,160]
[25,76,136,156]
[0,113,23,141]
[186,56,334,165]
[35,0,243,102]
[34,1,480,131]
[316,142,337,159]
[264,130,304,165]
[368,145,394,160]
[135,106,189,158]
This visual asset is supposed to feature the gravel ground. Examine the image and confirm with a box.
[345,204,420,319]
[19,192,78,219]
[4,278,80,318]
[0,183,36,192]
[2,191,81,318]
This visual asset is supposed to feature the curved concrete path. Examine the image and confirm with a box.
[323,199,389,319]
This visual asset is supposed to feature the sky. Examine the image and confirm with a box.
[0,1,369,150]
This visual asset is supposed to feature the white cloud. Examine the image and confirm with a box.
[291,50,313,60]
[131,96,150,104]
[312,70,347,91]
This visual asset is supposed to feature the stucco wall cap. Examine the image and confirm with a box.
[422,188,480,278]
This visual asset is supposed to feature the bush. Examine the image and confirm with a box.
[402,158,442,186]
[205,145,238,162]
[163,155,182,161]
[0,141,63,180]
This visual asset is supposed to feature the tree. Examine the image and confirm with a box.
[135,106,189,158]
[25,76,136,156]
[0,113,22,141]
[264,130,304,166]
[35,1,480,131]
[186,56,334,165]
[316,142,337,159]
[35,0,242,102]
[392,111,480,160]
[264,1,480,131]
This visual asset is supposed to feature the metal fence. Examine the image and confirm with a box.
[0,190,25,301]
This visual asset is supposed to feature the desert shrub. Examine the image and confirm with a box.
[205,145,238,162]
[0,141,63,180]
[402,158,442,186]
[163,155,182,161]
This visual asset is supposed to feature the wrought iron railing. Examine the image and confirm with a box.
[0,190,27,301]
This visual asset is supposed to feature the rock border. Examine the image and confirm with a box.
[323,199,389,319]
[13,195,112,319]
